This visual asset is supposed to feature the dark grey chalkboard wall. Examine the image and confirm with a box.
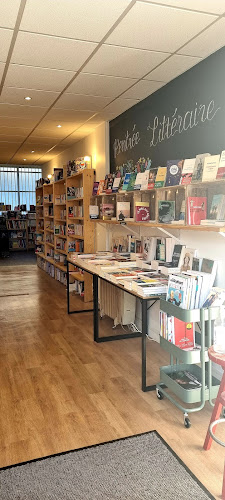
[109,46,225,173]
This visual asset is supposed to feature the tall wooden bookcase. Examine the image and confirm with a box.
[36,168,95,302]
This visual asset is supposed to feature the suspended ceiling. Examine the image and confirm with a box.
[0,0,225,165]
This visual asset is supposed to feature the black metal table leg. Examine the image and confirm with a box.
[93,274,99,342]
[142,299,156,392]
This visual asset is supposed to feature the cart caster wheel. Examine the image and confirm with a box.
[184,417,191,428]
[156,388,164,400]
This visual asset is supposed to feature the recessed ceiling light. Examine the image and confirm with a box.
[24,96,32,101]
[31,150,35,153]
[57,124,62,128]
[23,158,26,161]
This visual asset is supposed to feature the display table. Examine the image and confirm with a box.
[66,256,163,392]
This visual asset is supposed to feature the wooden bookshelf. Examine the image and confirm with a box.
[36,168,95,299]
[90,179,225,233]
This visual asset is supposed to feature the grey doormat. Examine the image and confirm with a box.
[0,431,214,500]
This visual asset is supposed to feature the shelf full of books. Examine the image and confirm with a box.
[36,167,95,301]
[5,210,36,251]
[89,150,225,232]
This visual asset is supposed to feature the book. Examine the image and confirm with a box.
[127,173,137,191]
[167,274,190,308]
[158,201,175,223]
[142,236,157,262]
[203,287,225,307]
[173,318,194,349]
[92,182,99,196]
[105,174,114,194]
[135,201,150,222]
[200,219,225,226]
[209,194,225,220]
[97,180,105,195]
[134,172,144,190]
[112,177,121,193]
[155,167,167,188]
[192,153,210,183]
[181,158,195,185]
[186,197,207,225]
[68,224,75,235]
[165,159,183,187]
[89,205,99,219]
[148,168,158,189]
[102,203,114,220]
[216,150,225,179]
[179,248,196,273]
[202,154,220,182]
[117,202,130,221]
[169,370,202,390]
[122,173,131,191]
[140,171,149,191]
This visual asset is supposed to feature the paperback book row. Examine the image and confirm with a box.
[68,223,83,237]
[112,235,175,262]
[55,194,66,205]
[54,224,66,236]
[7,220,27,229]
[44,194,53,203]
[93,149,225,196]
[44,206,54,217]
[68,205,83,218]
[55,238,66,252]
[37,256,67,285]
[46,233,54,244]
[67,186,83,200]
[68,240,84,253]
[46,220,54,231]
[67,157,91,177]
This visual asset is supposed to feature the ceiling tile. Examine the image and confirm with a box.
[0,62,5,80]
[54,93,111,111]
[0,116,38,128]
[0,87,60,107]
[4,64,75,92]
[106,3,217,52]
[66,73,137,98]
[0,0,21,28]
[103,98,139,115]
[20,0,132,41]
[0,103,47,119]
[0,135,29,142]
[143,0,225,15]
[0,126,32,137]
[11,32,97,71]
[46,108,95,123]
[83,44,168,78]
[34,119,81,133]
[0,28,13,62]
[144,54,202,83]
[178,18,225,58]
[121,80,165,99]
[25,136,60,147]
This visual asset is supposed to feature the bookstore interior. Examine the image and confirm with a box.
[2,1,225,498]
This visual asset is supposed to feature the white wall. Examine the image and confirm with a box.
[42,122,109,181]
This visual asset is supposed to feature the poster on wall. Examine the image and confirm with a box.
[109,46,225,175]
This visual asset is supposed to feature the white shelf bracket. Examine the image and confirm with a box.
[156,225,184,244]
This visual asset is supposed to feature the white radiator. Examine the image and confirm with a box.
[99,280,136,326]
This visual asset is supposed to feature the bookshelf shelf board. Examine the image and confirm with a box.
[36,204,43,207]
[54,234,67,239]
[36,217,44,220]
[45,229,54,233]
[54,178,65,184]
[69,271,84,282]
[55,203,66,206]
[45,256,66,272]
[92,219,225,233]
[44,215,54,218]
[54,217,66,222]
[44,202,53,205]
[67,197,83,202]
[36,251,45,258]
[36,229,44,233]
[67,234,84,240]
[36,240,44,245]
[55,248,67,256]
[68,217,84,221]
[45,242,54,248]
[67,170,89,178]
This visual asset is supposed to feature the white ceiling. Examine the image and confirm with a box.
[0,0,225,165]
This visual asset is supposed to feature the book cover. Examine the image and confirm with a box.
[140,171,149,191]
[172,244,183,267]
[216,150,225,179]
[105,174,114,194]
[165,159,183,187]
[102,203,114,219]
[135,201,150,222]
[203,287,225,308]
[155,167,167,188]
[117,202,130,221]
[202,154,220,182]
[92,182,99,196]
[68,224,75,235]
[127,173,137,191]
[179,247,196,272]
[174,319,194,350]
[158,201,175,223]
[89,205,99,219]
[97,180,105,195]
[192,153,210,183]
[122,173,131,191]
[209,194,225,220]
[181,158,195,185]
[142,236,157,262]
[148,168,158,189]
[134,172,144,190]
[187,197,207,225]
[68,206,74,218]
[112,177,121,193]
[169,370,201,389]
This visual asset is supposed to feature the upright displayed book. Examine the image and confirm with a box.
[112,177,121,193]
[180,158,195,185]
[127,173,137,191]
[216,150,225,179]
[122,173,131,191]
[186,197,207,225]
[97,180,105,195]
[92,182,99,196]
[158,201,175,223]
[165,159,183,186]
[135,201,150,222]
[148,168,158,189]
[179,247,196,272]
[202,154,220,182]
[134,172,144,190]
[140,171,149,190]
[117,202,130,221]
[209,194,225,220]
[102,203,114,220]
[191,153,210,183]
[155,167,167,188]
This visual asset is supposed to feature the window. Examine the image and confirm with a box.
[0,166,42,210]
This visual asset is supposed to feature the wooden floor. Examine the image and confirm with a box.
[0,263,223,498]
